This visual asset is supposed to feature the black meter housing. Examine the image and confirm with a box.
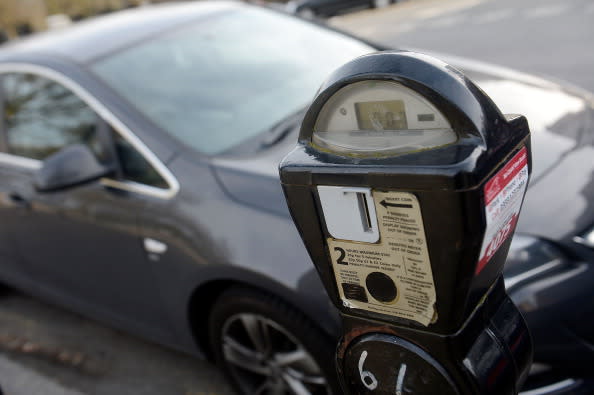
[280,51,533,394]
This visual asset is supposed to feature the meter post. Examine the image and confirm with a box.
[280,51,533,394]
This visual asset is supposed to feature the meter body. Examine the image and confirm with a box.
[280,51,533,394]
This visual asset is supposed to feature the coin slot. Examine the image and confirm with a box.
[317,186,379,243]
[356,192,373,233]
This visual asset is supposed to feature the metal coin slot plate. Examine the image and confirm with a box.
[318,186,379,243]
[326,190,437,326]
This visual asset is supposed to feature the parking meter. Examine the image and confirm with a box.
[280,51,533,394]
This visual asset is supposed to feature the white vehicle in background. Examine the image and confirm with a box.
[45,14,72,31]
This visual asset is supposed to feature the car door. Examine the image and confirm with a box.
[0,70,173,338]
[0,74,31,280]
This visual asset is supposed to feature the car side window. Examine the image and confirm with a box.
[111,131,168,189]
[1,72,107,162]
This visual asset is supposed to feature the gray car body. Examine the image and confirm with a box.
[0,2,593,375]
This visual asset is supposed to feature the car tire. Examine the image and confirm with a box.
[208,286,338,394]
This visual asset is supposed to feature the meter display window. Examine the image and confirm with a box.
[313,81,457,156]
[355,100,408,130]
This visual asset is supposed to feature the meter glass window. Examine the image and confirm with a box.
[313,81,457,156]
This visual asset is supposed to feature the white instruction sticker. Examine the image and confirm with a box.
[476,147,529,274]
[328,191,437,326]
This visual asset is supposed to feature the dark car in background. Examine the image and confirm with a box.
[0,2,593,394]
[286,0,394,18]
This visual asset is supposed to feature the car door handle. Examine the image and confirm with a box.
[8,193,30,208]
[143,238,168,255]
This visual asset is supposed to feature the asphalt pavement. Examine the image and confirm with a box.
[331,0,594,93]
[0,288,233,395]
[1,0,592,394]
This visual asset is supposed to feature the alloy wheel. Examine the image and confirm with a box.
[221,313,331,395]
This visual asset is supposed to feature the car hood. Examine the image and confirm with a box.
[451,55,594,241]
[213,55,594,240]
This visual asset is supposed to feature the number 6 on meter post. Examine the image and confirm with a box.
[280,51,533,395]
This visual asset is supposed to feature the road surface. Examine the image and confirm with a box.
[331,0,594,92]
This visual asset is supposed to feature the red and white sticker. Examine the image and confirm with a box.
[476,147,529,275]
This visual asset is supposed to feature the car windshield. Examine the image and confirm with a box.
[92,6,374,155]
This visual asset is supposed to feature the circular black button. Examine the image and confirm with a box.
[365,272,397,303]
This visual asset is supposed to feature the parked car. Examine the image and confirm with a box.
[286,0,395,18]
[0,2,593,394]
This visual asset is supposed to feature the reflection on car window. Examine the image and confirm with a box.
[1,73,107,161]
[92,6,373,155]
[112,131,168,189]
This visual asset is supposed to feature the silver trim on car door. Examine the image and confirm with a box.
[0,63,180,200]
[0,152,42,170]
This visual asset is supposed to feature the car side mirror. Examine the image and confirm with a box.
[35,144,112,192]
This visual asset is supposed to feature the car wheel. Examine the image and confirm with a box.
[297,7,316,19]
[209,287,337,394]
